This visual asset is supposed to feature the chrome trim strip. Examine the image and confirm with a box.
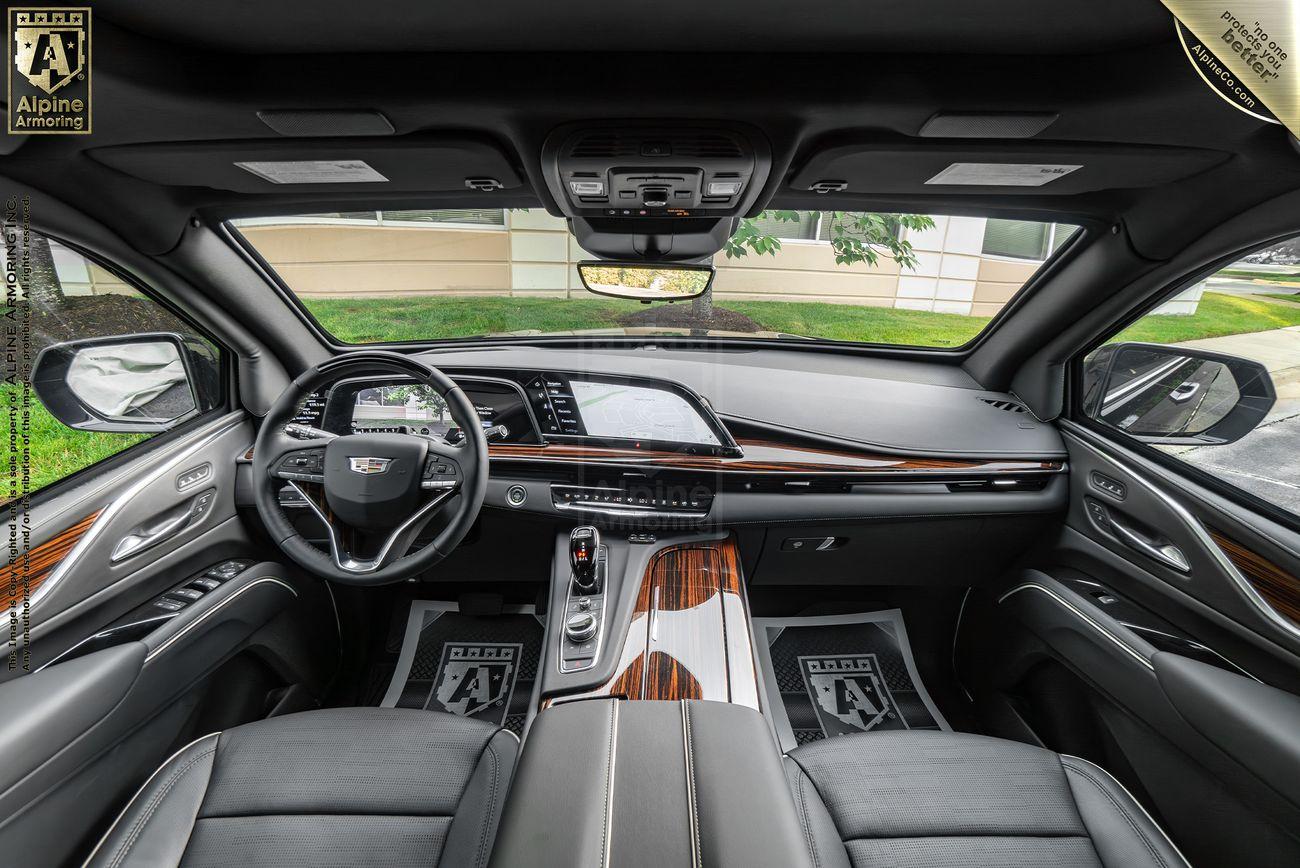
[681,700,701,868]
[34,416,246,613]
[494,452,1066,476]
[999,582,1155,671]
[604,699,620,868]
[287,480,453,573]
[145,577,297,662]
[1060,754,1193,868]
[1063,424,1300,642]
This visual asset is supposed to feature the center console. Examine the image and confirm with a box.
[539,529,761,710]
[500,532,803,865]
[491,699,811,868]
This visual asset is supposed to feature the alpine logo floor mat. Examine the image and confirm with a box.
[799,653,905,737]
[753,609,950,750]
[380,601,542,735]
[429,642,522,725]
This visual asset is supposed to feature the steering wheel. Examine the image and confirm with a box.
[252,351,488,585]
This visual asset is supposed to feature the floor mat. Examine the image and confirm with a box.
[752,609,950,751]
[380,601,544,736]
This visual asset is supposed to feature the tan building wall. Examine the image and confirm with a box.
[234,212,1047,314]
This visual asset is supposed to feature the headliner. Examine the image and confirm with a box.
[3,0,1298,267]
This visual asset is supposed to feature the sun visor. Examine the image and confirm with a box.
[789,141,1229,196]
[87,135,524,194]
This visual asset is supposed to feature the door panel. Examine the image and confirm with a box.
[959,419,1300,867]
[0,412,337,867]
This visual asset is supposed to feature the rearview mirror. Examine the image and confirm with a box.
[1081,342,1275,445]
[577,261,713,301]
[31,332,213,433]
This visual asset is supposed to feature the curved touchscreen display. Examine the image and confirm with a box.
[570,379,720,446]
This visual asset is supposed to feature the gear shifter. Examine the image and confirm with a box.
[569,525,600,592]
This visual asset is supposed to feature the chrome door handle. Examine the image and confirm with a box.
[111,509,192,562]
[1108,516,1190,573]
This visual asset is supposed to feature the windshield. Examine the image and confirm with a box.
[231,209,1077,348]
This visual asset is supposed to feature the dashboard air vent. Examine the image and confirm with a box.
[978,397,1028,414]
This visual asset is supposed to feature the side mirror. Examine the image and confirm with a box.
[1081,342,1275,445]
[576,261,713,301]
[31,332,216,433]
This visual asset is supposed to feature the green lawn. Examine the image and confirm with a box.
[1219,269,1300,284]
[1261,292,1300,304]
[724,300,988,347]
[0,385,145,494]
[1112,291,1300,344]
[305,291,1300,349]
[302,296,990,346]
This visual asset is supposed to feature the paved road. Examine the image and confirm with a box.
[1158,325,1300,513]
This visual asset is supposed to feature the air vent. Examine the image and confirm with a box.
[673,134,744,159]
[568,132,743,160]
[570,134,639,158]
[978,397,1028,414]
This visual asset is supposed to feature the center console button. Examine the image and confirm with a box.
[565,612,598,643]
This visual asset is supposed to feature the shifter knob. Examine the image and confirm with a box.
[570,525,600,590]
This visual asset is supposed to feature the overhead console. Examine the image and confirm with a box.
[541,122,772,261]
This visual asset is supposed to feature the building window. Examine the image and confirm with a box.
[378,209,506,226]
[748,211,820,241]
[982,220,1076,260]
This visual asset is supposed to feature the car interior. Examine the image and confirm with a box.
[6,2,1300,866]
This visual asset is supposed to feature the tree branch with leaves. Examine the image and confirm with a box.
[724,210,935,268]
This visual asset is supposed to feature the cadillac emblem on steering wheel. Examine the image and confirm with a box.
[348,456,392,475]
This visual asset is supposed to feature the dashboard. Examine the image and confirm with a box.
[294,369,740,456]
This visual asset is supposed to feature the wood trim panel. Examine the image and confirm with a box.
[0,511,100,611]
[1209,528,1300,627]
[490,438,1063,476]
[550,537,761,709]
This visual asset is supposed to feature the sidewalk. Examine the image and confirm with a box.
[1166,325,1300,512]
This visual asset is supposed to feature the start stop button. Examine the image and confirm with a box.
[506,485,527,507]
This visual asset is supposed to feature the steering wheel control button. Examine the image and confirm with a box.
[274,448,327,482]
[505,484,527,507]
[421,457,460,490]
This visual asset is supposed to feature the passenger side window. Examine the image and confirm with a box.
[3,231,222,493]
[1080,235,1300,517]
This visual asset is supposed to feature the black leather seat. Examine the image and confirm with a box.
[784,731,1189,868]
[83,708,517,868]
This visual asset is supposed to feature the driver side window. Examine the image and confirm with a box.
[1080,234,1300,517]
[3,231,222,494]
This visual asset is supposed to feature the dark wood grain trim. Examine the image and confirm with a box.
[0,511,100,611]
[490,438,1063,476]
[549,536,761,709]
[1209,528,1300,627]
